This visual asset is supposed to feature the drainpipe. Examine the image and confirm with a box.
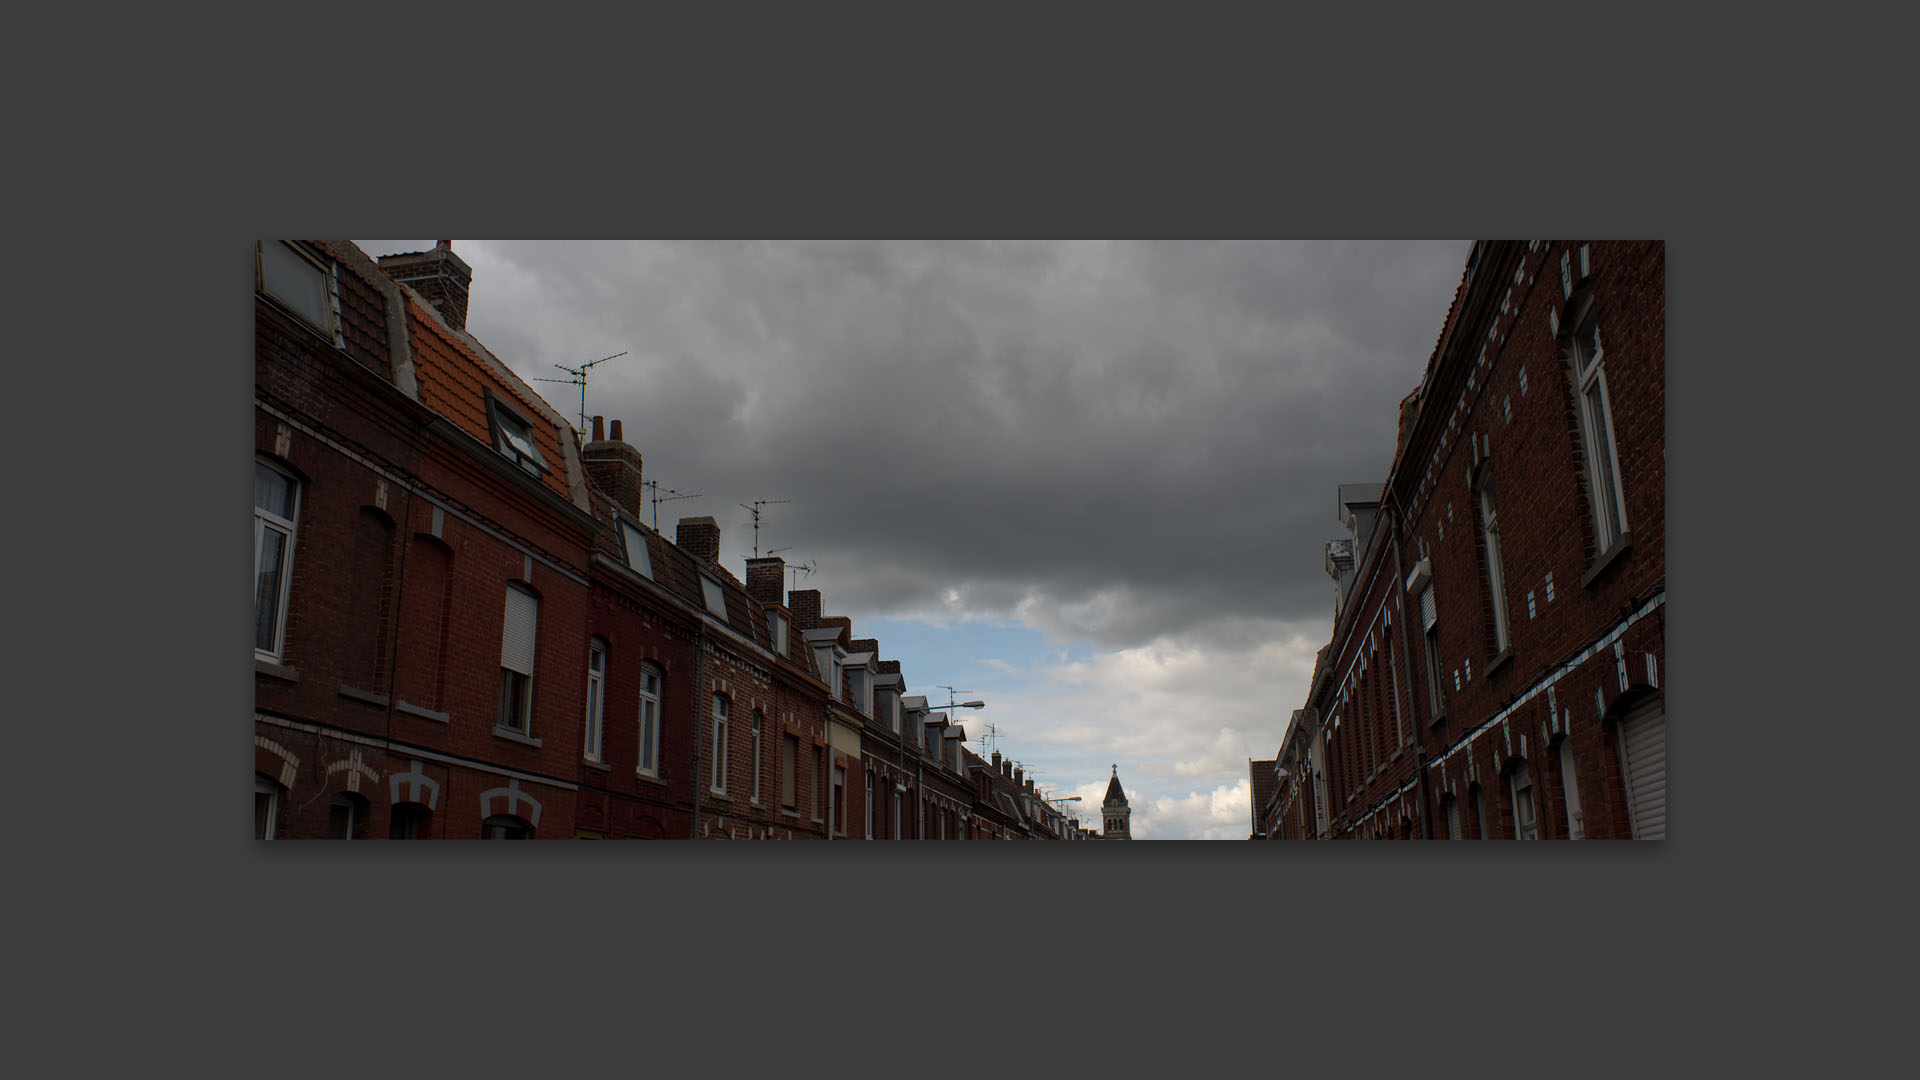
[1388,501,1433,839]
[691,624,707,840]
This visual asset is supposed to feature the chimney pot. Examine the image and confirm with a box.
[610,419,624,442]
[591,415,605,442]
[436,240,451,250]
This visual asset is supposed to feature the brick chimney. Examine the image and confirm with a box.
[745,557,785,606]
[991,750,1002,772]
[1002,757,1012,777]
[788,589,822,632]
[582,416,644,519]
[677,516,720,564]
[377,242,473,330]
[1013,766,1023,786]
[850,638,878,656]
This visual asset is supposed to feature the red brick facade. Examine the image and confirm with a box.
[255,241,1075,840]
[1254,241,1666,841]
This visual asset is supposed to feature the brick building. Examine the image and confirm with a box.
[256,240,1073,839]
[255,240,598,840]
[1254,240,1666,840]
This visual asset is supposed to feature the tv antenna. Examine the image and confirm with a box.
[531,351,626,441]
[786,559,817,592]
[737,499,791,557]
[980,721,1003,756]
[643,480,703,530]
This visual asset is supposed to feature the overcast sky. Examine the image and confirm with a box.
[358,239,1468,839]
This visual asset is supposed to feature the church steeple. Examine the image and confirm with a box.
[1101,764,1132,839]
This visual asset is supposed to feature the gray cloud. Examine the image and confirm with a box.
[359,239,1465,649]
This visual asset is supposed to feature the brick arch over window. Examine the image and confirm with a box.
[255,735,299,791]
[388,760,441,811]
[479,779,542,828]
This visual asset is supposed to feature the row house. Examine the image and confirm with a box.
[1253,240,1666,841]
[256,240,1070,839]
[255,240,599,840]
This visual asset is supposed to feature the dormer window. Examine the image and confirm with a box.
[619,518,653,580]
[700,576,728,619]
[486,394,548,477]
[256,241,339,342]
[767,610,789,655]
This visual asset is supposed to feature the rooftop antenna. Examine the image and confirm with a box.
[980,721,1003,757]
[737,499,791,557]
[643,480,703,530]
[531,351,626,441]
[787,559,817,592]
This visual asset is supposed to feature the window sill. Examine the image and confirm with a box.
[337,682,389,708]
[1581,531,1633,589]
[255,657,300,683]
[780,807,802,818]
[492,726,544,749]
[709,790,731,801]
[1428,707,1447,728]
[1486,647,1515,677]
[634,769,666,788]
[394,699,449,723]
[584,759,610,772]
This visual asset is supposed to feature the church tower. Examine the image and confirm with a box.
[1101,764,1132,840]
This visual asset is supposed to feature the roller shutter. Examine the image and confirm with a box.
[1618,698,1666,839]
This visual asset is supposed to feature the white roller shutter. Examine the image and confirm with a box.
[501,587,539,675]
[1420,585,1437,629]
[1618,698,1666,839]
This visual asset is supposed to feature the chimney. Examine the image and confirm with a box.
[850,638,878,655]
[583,416,644,519]
[378,243,473,330]
[1013,767,1023,786]
[590,415,605,442]
[745,557,785,606]
[991,751,1002,771]
[677,517,720,564]
[1002,758,1012,777]
[1395,388,1420,463]
[1025,778,1035,794]
[788,589,822,632]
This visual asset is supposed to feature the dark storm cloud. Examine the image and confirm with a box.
[358,240,1466,648]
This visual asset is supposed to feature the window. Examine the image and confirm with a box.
[701,576,728,619]
[768,610,788,655]
[893,787,902,839]
[848,669,872,716]
[1420,585,1443,716]
[1471,782,1487,839]
[637,664,662,775]
[254,459,301,659]
[257,240,336,337]
[1557,737,1585,840]
[751,710,764,804]
[1566,297,1628,553]
[814,747,826,820]
[1443,794,1461,840]
[482,814,532,839]
[1477,469,1510,653]
[389,803,430,839]
[781,733,799,809]
[584,640,606,762]
[328,794,362,840]
[832,765,846,835]
[620,520,653,579]
[865,771,874,839]
[1510,762,1539,839]
[711,694,729,794]
[255,776,280,840]
[487,395,549,477]
[498,586,539,735]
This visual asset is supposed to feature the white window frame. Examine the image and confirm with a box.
[1558,737,1584,840]
[637,663,662,776]
[257,240,339,342]
[254,458,301,661]
[1566,295,1629,554]
[1510,762,1538,840]
[255,776,279,840]
[1477,469,1510,654]
[768,610,788,655]
[1444,794,1461,840]
[751,709,763,804]
[498,585,539,736]
[710,694,730,794]
[1420,584,1443,716]
[865,771,874,839]
[486,395,549,478]
[584,639,606,763]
